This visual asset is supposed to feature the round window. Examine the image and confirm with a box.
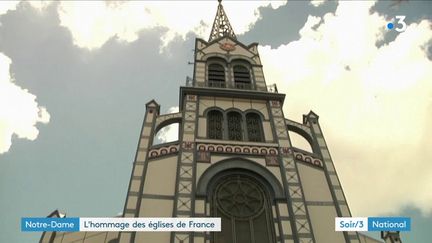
[215,175,265,218]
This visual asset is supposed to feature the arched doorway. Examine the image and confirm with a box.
[210,172,276,243]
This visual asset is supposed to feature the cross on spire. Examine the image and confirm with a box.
[209,0,236,42]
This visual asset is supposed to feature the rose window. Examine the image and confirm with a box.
[215,176,265,218]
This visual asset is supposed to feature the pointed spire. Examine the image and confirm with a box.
[209,0,236,42]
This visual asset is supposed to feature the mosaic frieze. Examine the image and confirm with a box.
[270,100,280,107]
[292,149,323,168]
[197,143,278,156]
[148,144,179,158]
[187,95,197,101]
[182,141,194,150]
[281,147,323,168]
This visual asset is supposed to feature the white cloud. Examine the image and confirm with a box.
[260,1,432,216]
[156,106,180,144]
[27,1,53,12]
[0,1,19,16]
[310,0,325,7]
[0,1,51,17]
[55,1,286,51]
[0,53,50,154]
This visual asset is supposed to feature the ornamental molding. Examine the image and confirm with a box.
[197,143,278,156]
[149,143,179,158]
[219,42,236,52]
[292,148,323,168]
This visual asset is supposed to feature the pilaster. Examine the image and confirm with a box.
[269,100,315,243]
[171,94,199,243]
[304,111,359,243]
[119,100,159,243]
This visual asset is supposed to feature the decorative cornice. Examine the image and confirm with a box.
[179,86,285,108]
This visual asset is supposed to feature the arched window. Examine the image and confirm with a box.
[207,110,223,139]
[246,113,263,142]
[233,65,251,89]
[208,63,226,88]
[212,173,275,243]
[227,111,242,141]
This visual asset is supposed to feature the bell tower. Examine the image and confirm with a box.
[37,2,391,243]
[120,1,360,243]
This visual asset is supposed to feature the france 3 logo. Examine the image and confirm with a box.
[387,16,407,32]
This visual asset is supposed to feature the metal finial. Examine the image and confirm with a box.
[209,0,236,41]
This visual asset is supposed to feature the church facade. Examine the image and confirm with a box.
[41,2,387,243]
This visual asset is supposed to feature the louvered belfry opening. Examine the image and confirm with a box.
[233,65,251,90]
[208,63,226,88]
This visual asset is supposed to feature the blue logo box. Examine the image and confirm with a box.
[21,217,80,232]
[368,217,411,231]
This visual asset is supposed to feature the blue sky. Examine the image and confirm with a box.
[0,1,431,242]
